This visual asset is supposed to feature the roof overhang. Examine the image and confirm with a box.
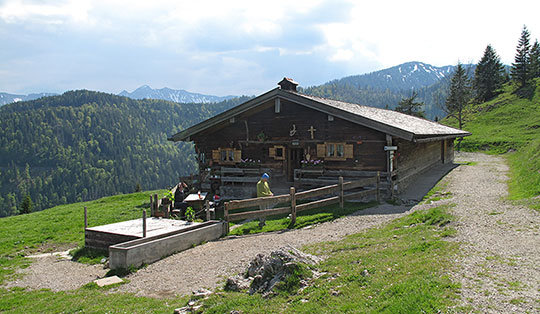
[168,88,471,143]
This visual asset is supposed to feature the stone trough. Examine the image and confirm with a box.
[108,220,227,269]
[85,217,227,269]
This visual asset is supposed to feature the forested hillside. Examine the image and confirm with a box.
[0,91,248,216]
[300,61,473,119]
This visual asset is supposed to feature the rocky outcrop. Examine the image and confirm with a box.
[225,246,320,297]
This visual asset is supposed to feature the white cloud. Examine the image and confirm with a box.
[0,0,92,24]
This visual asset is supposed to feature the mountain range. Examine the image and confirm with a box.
[0,92,58,106]
[118,85,236,103]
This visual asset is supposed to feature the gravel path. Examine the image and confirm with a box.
[4,253,106,291]
[448,152,540,313]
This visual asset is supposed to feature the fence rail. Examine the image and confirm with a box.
[223,172,381,233]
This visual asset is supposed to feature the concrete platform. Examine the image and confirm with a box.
[85,218,201,250]
[87,218,201,238]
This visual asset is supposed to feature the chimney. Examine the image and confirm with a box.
[277,77,298,92]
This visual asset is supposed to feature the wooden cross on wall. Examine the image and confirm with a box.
[307,125,316,139]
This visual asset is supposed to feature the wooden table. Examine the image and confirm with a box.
[184,192,208,210]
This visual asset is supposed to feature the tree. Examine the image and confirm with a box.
[445,63,472,130]
[394,92,426,118]
[473,44,506,102]
[529,40,540,79]
[511,25,531,87]
[20,194,33,214]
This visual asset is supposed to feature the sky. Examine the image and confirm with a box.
[1,0,540,96]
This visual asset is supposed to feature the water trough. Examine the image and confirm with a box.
[108,220,227,269]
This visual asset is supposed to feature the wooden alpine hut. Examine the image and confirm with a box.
[168,78,470,199]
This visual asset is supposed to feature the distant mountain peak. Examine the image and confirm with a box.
[0,92,58,106]
[119,85,235,104]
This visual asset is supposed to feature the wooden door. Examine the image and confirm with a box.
[287,148,304,182]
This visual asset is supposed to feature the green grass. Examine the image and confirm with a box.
[0,190,164,284]
[229,201,377,236]
[443,80,540,210]
[421,180,452,204]
[200,205,460,313]
[0,286,188,314]
[447,81,540,154]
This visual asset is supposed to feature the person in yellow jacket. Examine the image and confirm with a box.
[256,173,273,227]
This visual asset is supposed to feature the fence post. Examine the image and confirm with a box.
[376,171,381,203]
[290,187,296,226]
[84,206,87,230]
[205,200,210,221]
[153,194,158,215]
[224,202,230,234]
[149,195,154,217]
[142,209,147,237]
[339,176,344,209]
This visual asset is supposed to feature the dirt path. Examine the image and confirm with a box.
[448,152,540,313]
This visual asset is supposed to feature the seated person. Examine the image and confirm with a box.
[174,182,188,213]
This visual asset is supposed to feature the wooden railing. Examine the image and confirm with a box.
[223,173,381,233]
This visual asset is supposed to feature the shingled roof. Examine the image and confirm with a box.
[169,85,470,143]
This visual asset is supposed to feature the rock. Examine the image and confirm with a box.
[187,301,196,307]
[173,306,190,314]
[225,277,251,292]
[226,246,320,297]
[361,269,369,277]
[192,288,212,298]
[94,276,123,287]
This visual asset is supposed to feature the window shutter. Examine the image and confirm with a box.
[212,149,220,161]
[316,144,326,158]
[269,147,276,158]
[233,149,242,162]
[344,144,354,158]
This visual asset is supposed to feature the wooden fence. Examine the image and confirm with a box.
[223,173,381,233]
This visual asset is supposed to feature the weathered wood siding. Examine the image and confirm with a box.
[397,140,442,178]
[191,98,388,173]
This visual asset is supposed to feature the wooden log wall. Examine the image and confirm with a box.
[191,98,388,172]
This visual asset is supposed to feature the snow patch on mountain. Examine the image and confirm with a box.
[0,92,58,106]
[119,85,235,104]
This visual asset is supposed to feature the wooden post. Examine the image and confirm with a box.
[224,202,230,234]
[153,194,158,214]
[149,195,154,217]
[290,187,296,225]
[84,206,87,229]
[142,209,147,238]
[339,176,344,209]
[376,171,381,203]
[205,200,210,221]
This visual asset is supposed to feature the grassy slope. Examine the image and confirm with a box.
[201,204,460,313]
[0,189,193,313]
[0,190,164,284]
[444,80,540,209]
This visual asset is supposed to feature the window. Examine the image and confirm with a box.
[317,142,353,160]
[269,145,285,160]
[212,148,241,164]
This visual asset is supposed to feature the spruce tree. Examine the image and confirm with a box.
[474,44,506,102]
[20,194,33,214]
[529,40,540,79]
[511,25,531,87]
[445,63,471,130]
[394,92,426,118]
